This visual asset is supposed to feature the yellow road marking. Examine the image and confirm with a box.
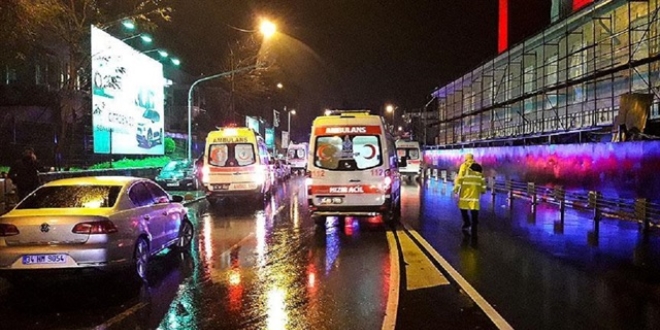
[406,228,514,330]
[382,231,400,330]
[397,230,450,290]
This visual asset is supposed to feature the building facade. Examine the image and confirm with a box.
[431,0,660,147]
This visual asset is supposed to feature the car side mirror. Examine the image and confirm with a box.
[171,195,184,203]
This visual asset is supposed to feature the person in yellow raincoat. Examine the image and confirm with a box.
[455,153,474,183]
[453,162,486,234]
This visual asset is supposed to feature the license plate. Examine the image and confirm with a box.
[166,182,179,187]
[213,184,230,191]
[22,254,66,265]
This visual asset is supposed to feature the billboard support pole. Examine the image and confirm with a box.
[187,64,260,162]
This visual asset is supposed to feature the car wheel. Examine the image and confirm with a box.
[176,220,194,250]
[133,237,150,282]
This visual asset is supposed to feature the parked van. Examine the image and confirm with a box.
[286,142,309,173]
[306,110,403,224]
[201,127,274,203]
[395,139,422,181]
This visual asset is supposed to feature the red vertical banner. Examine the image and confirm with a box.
[498,0,508,54]
[573,0,594,12]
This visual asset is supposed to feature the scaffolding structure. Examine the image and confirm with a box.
[431,0,660,147]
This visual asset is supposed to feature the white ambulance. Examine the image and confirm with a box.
[306,110,403,224]
[395,139,422,182]
[201,127,274,204]
[286,142,309,173]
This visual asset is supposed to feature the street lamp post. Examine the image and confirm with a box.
[186,64,260,162]
[185,18,276,161]
[386,104,396,132]
[288,109,296,138]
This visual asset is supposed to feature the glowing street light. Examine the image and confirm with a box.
[277,83,283,89]
[185,18,276,160]
[385,104,397,132]
[288,109,296,134]
[122,20,136,30]
[171,58,181,66]
[324,109,332,116]
[260,19,277,39]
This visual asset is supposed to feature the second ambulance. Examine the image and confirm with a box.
[306,110,403,224]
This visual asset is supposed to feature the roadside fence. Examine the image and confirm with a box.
[422,168,660,244]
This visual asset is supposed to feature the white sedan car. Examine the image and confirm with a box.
[0,176,193,283]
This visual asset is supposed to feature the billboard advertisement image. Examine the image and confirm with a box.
[91,25,165,155]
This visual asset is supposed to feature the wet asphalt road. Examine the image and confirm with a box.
[0,176,659,329]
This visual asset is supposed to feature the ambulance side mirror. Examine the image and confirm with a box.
[398,156,408,168]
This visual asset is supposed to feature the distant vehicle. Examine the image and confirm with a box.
[136,109,163,148]
[0,176,194,284]
[202,127,274,204]
[306,110,403,225]
[286,142,309,173]
[155,159,199,190]
[395,139,422,181]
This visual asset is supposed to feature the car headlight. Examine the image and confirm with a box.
[252,167,267,184]
[202,166,210,183]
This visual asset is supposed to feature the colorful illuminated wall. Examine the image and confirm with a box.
[424,141,660,201]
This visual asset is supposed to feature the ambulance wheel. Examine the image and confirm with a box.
[312,215,325,226]
[384,199,401,224]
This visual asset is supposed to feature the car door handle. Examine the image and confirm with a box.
[143,215,151,221]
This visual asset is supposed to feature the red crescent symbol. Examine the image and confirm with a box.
[364,144,376,160]
[237,150,249,160]
[317,145,330,160]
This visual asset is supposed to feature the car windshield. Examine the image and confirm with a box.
[16,185,122,209]
[313,135,382,170]
[397,148,420,160]
[163,161,190,172]
[208,143,256,167]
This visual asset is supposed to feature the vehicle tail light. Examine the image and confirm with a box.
[251,166,267,184]
[0,224,19,237]
[72,220,118,235]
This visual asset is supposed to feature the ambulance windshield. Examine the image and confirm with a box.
[313,135,382,170]
[397,148,420,160]
[208,143,256,167]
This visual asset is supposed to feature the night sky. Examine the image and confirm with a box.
[157,0,551,128]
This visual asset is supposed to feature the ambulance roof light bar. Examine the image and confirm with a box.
[326,109,371,116]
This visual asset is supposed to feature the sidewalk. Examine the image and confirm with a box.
[403,178,660,330]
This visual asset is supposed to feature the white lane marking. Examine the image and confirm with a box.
[382,231,401,330]
[93,302,148,330]
[406,227,514,330]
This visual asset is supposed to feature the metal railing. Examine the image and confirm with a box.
[422,169,660,240]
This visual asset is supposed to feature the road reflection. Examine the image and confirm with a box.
[0,178,391,330]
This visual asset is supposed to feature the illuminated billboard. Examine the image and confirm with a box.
[91,25,165,155]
